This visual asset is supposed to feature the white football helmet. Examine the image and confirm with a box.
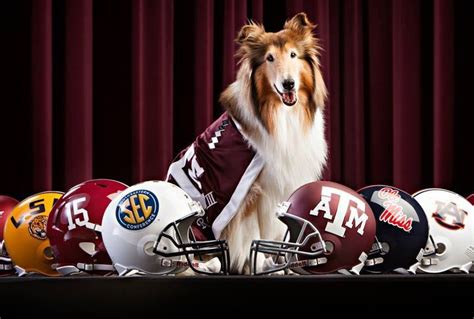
[413,188,474,273]
[101,181,229,275]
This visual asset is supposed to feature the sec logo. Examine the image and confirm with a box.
[116,189,159,230]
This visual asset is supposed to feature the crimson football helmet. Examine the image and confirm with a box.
[0,195,19,275]
[250,181,377,275]
[467,194,474,205]
[47,179,128,275]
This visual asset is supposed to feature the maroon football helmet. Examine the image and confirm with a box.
[0,195,19,276]
[250,181,377,275]
[47,179,128,275]
[467,194,474,205]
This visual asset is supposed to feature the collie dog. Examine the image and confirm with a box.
[168,13,327,274]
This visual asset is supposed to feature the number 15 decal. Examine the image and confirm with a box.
[65,197,92,230]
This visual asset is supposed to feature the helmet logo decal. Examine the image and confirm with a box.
[116,190,159,230]
[377,187,413,232]
[10,198,47,229]
[28,215,48,240]
[309,186,368,237]
[432,201,467,230]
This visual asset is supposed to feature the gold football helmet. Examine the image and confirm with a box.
[3,191,63,276]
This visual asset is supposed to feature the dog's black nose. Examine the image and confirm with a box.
[282,79,295,91]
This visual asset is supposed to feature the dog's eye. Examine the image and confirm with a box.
[290,52,297,58]
[266,54,274,62]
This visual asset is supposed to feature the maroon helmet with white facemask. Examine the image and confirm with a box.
[250,181,376,275]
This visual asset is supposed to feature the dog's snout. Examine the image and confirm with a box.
[282,79,295,91]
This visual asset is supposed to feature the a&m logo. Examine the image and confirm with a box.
[116,189,159,230]
[309,186,368,237]
[433,201,467,230]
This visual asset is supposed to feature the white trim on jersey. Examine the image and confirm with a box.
[211,152,264,239]
[166,144,207,208]
[167,114,264,239]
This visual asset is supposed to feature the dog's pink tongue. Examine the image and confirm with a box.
[283,92,296,105]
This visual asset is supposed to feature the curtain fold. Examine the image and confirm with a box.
[1,0,471,199]
[391,0,423,192]
[31,0,52,191]
[132,0,174,181]
[433,0,454,188]
[342,0,366,188]
[366,0,393,186]
[193,0,214,135]
[64,0,93,187]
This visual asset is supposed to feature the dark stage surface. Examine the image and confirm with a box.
[0,274,473,317]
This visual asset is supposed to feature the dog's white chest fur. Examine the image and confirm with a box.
[256,106,327,196]
[222,97,328,273]
[246,106,327,238]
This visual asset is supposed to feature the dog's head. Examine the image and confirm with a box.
[232,13,327,132]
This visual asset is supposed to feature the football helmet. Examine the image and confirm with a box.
[413,188,474,273]
[0,195,19,275]
[358,185,429,274]
[250,181,376,275]
[467,194,474,205]
[3,191,63,276]
[101,180,229,275]
[47,179,128,275]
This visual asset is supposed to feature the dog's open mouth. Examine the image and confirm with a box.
[274,85,297,106]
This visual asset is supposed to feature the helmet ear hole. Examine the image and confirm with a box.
[43,246,54,260]
[436,242,446,255]
[381,242,390,255]
[323,241,334,255]
[143,241,155,256]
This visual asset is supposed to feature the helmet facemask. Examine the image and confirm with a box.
[364,236,387,267]
[249,202,327,275]
[153,201,230,275]
[0,240,12,272]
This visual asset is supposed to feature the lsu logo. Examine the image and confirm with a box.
[116,189,159,230]
[28,215,48,240]
[433,201,467,230]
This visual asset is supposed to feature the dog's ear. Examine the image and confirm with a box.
[236,21,264,45]
[284,12,315,34]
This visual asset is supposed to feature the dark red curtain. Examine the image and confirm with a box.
[1,0,472,200]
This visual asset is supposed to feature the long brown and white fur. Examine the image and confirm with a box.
[219,13,328,274]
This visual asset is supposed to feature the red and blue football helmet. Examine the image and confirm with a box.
[467,194,474,205]
[358,185,430,274]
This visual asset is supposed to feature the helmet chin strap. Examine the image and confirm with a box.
[162,257,223,275]
[455,261,472,274]
[14,265,28,277]
[420,235,442,269]
[364,237,386,267]
[115,257,223,276]
[55,263,115,276]
[0,263,12,271]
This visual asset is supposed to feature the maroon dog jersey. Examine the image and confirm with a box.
[167,112,264,240]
